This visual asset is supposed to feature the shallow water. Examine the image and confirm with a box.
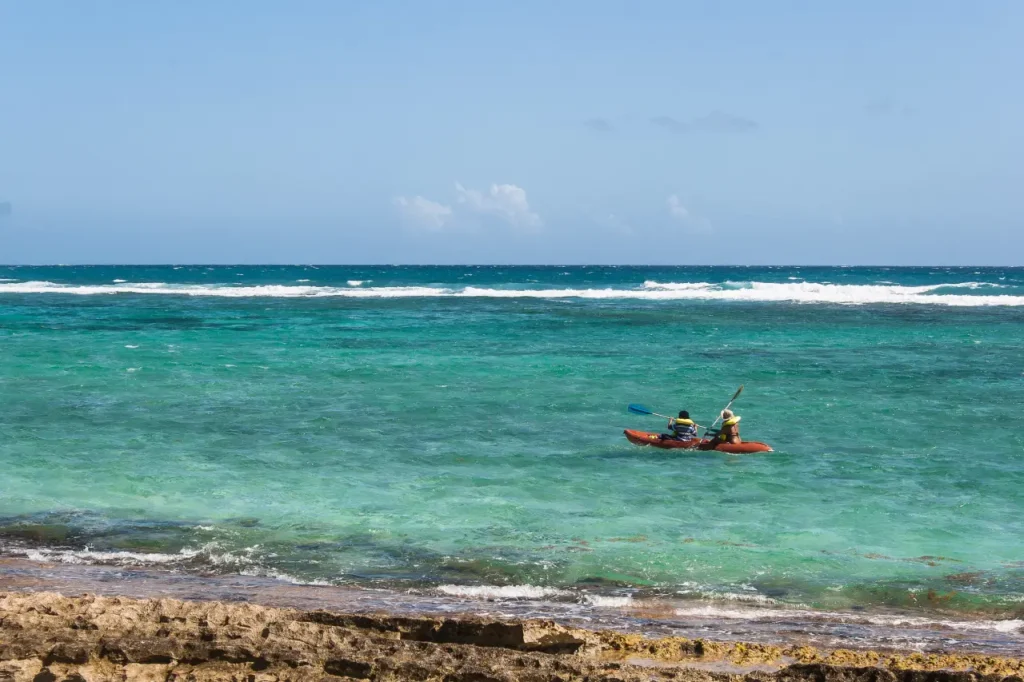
[1,265,1022,626]
[2,559,1022,656]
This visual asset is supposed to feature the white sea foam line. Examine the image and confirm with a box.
[938,282,1008,289]
[642,281,723,291]
[22,547,200,565]
[436,585,633,607]
[674,604,810,621]
[13,542,341,589]
[239,567,333,587]
[583,594,634,608]
[701,591,778,605]
[11,542,260,569]
[0,281,444,299]
[436,584,570,600]
[1,280,1022,306]
[675,586,781,605]
[672,604,1023,633]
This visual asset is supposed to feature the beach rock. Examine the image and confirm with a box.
[1,592,1023,682]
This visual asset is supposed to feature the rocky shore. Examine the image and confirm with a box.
[2,592,1024,682]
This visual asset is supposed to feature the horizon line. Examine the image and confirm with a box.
[2,263,1023,269]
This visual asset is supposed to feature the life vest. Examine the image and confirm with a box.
[717,416,741,441]
[670,418,698,438]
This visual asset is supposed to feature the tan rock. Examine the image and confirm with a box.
[1,591,1023,681]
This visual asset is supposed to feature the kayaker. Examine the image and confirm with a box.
[715,409,742,444]
[662,411,699,441]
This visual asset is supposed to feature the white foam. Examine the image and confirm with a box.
[123,282,172,289]
[583,594,634,608]
[677,589,779,605]
[13,542,345,591]
[705,591,778,605]
[674,604,809,621]
[436,584,570,600]
[0,280,1020,306]
[939,282,1007,289]
[239,567,332,587]
[347,280,364,287]
[0,281,446,299]
[112,279,127,283]
[845,613,1024,634]
[642,280,719,291]
[124,345,139,349]
[672,603,1023,634]
[22,546,199,566]
[639,280,1024,306]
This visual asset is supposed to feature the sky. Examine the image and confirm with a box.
[1,1,1022,265]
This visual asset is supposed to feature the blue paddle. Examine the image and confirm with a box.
[628,404,674,420]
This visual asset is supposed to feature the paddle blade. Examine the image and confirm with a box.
[731,385,744,401]
[628,404,655,416]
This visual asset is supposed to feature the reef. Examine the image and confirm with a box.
[1,591,1023,681]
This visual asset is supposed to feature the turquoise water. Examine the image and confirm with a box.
[1,266,1023,618]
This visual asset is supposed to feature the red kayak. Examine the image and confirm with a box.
[624,429,773,454]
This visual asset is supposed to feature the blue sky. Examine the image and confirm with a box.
[1,1,1022,264]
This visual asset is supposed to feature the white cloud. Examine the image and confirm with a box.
[667,194,690,221]
[394,182,542,232]
[667,194,712,233]
[455,182,542,231]
[393,195,453,230]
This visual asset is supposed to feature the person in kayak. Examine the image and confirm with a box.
[661,411,699,441]
[713,409,742,444]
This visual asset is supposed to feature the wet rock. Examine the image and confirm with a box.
[0,525,73,545]
[1,592,1023,682]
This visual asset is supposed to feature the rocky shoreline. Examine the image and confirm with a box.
[2,592,1024,681]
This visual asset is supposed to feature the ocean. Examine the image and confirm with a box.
[1,265,1023,651]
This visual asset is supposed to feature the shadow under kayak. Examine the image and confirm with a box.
[623,429,773,454]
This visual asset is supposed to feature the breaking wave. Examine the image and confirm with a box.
[0,280,1022,306]
[435,584,571,600]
